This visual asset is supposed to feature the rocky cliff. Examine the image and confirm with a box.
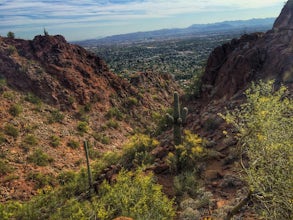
[202,0,293,101]
[0,35,139,110]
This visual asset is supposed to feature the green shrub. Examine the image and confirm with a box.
[88,144,101,159]
[48,110,64,123]
[50,198,93,220]
[7,45,16,55]
[152,108,173,136]
[23,134,38,146]
[92,151,121,178]
[50,135,60,148]
[174,171,199,198]
[93,133,111,144]
[106,119,119,129]
[77,121,88,133]
[57,171,76,185]
[21,134,38,151]
[2,91,15,100]
[4,124,19,138]
[0,133,6,145]
[67,140,79,149]
[166,130,205,172]
[185,69,204,98]
[0,77,6,91]
[0,201,21,220]
[221,81,293,219]
[0,159,13,175]
[27,149,53,166]
[95,169,175,220]
[120,134,158,169]
[125,96,138,107]
[105,107,124,120]
[27,172,57,189]
[25,93,42,105]
[8,104,23,117]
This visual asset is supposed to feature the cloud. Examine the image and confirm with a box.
[0,0,284,40]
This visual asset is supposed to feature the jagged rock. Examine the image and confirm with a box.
[201,0,293,101]
[274,0,293,30]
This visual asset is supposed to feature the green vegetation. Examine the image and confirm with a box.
[57,170,76,185]
[0,169,174,220]
[174,170,199,198]
[0,132,6,145]
[166,130,205,173]
[4,124,19,138]
[8,103,23,117]
[221,81,293,219]
[0,159,13,175]
[27,172,56,189]
[7,45,17,55]
[185,68,204,98]
[151,108,173,136]
[50,135,60,148]
[48,110,64,123]
[90,34,237,81]
[95,169,175,220]
[125,96,139,107]
[120,134,159,169]
[27,149,53,166]
[25,92,42,105]
[105,119,119,129]
[105,107,124,120]
[77,121,89,133]
[0,76,6,92]
[93,132,111,144]
[21,134,38,151]
[7,31,15,39]
[67,139,79,149]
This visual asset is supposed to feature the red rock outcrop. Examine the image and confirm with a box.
[0,35,137,109]
[202,0,293,101]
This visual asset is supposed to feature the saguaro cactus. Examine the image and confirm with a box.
[167,91,188,145]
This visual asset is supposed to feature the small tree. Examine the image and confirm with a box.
[221,81,293,219]
[7,31,15,39]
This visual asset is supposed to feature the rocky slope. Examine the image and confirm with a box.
[0,34,179,201]
[201,0,293,101]
[177,1,293,217]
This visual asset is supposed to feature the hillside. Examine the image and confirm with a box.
[0,34,179,201]
[0,1,292,219]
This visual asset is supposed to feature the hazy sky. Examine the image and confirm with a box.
[0,0,285,41]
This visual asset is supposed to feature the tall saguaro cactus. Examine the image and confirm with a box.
[167,91,188,145]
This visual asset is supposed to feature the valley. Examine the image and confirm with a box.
[0,1,292,219]
[86,32,241,82]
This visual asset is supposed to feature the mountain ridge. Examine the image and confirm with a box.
[76,17,275,46]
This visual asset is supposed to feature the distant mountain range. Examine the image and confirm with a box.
[76,18,275,46]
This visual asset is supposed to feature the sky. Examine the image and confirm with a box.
[0,0,286,41]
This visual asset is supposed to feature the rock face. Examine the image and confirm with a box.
[0,35,136,109]
[274,0,293,30]
[202,0,293,101]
